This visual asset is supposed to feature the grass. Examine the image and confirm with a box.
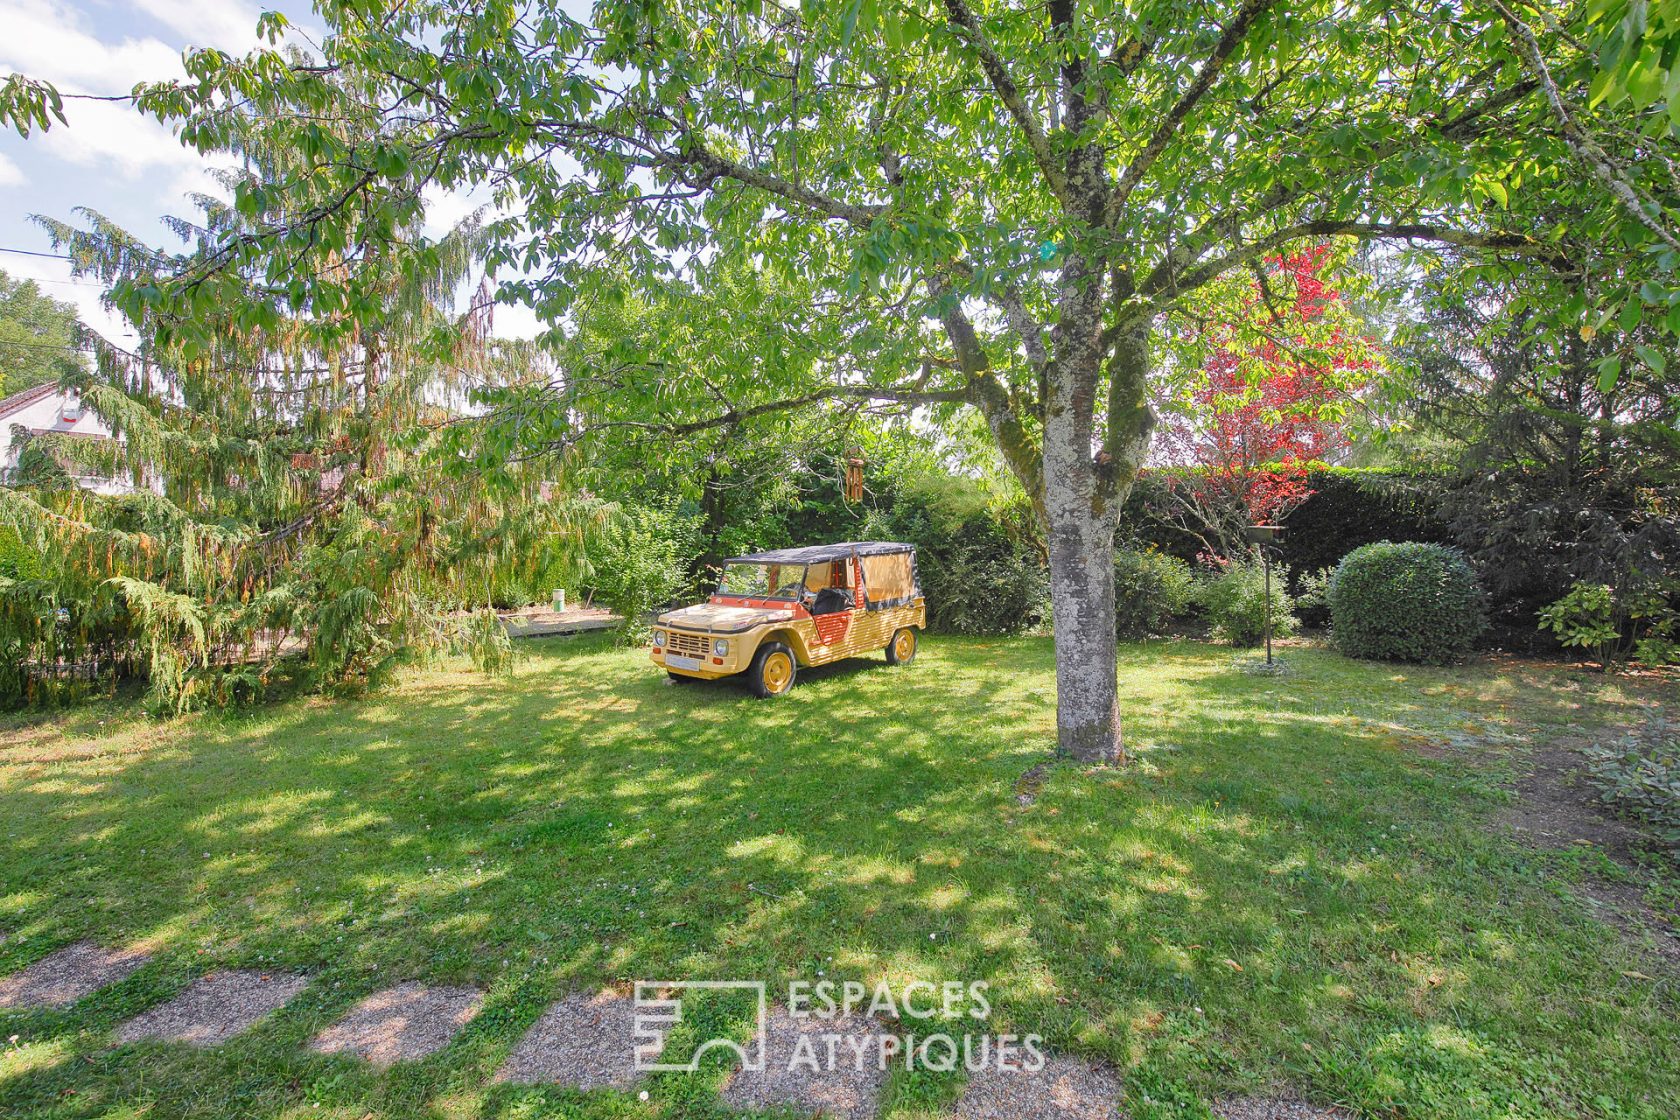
[0,634,1675,1120]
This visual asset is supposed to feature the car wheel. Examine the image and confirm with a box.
[749,641,798,698]
[886,627,918,665]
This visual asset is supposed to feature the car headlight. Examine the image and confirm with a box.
[713,638,729,657]
[652,629,667,647]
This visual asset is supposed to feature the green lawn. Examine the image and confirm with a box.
[0,635,1674,1119]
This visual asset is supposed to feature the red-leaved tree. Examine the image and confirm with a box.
[1153,246,1381,554]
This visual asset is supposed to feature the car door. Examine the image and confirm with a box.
[808,558,856,652]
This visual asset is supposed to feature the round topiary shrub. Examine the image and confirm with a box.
[1327,541,1486,663]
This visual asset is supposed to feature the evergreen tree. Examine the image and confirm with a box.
[0,81,591,712]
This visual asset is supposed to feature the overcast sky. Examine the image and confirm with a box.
[0,0,542,342]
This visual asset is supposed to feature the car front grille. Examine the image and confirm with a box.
[665,630,710,658]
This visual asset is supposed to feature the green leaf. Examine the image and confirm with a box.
[1597,356,1622,392]
[1620,298,1645,332]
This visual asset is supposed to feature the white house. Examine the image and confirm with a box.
[0,382,136,496]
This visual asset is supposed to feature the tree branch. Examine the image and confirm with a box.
[940,0,1072,209]
[926,276,1047,519]
[1108,0,1277,221]
[678,143,888,227]
[1134,78,1543,303]
[1146,218,1571,314]
[1487,0,1680,253]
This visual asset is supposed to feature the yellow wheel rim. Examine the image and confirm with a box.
[894,630,915,660]
[763,651,794,694]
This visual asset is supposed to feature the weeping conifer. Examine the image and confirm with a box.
[0,80,590,712]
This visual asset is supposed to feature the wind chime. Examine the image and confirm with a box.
[843,447,866,503]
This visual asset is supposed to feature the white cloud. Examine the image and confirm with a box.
[0,0,184,93]
[491,299,548,342]
[35,99,203,179]
[0,154,24,188]
[421,185,492,241]
[130,0,268,53]
[0,0,221,190]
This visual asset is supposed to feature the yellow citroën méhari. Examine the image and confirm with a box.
[649,541,925,697]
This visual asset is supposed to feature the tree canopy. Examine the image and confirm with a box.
[0,271,83,398]
[4,0,1676,754]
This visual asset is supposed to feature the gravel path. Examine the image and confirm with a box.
[496,989,644,1090]
[309,982,483,1067]
[0,941,150,1010]
[116,970,308,1046]
[954,1054,1122,1119]
[719,1009,890,1120]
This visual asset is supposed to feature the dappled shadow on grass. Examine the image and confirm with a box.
[0,635,1675,1119]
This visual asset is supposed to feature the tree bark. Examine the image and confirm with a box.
[1044,493,1123,762]
[1041,263,1127,764]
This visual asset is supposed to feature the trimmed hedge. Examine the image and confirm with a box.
[1274,468,1452,577]
[1328,541,1486,663]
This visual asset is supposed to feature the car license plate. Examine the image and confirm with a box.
[666,655,700,671]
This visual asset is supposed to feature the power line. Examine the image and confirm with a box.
[0,247,73,260]
[0,338,94,354]
[5,275,107,289]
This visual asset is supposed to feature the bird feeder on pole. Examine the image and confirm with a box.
[1244,523,1285,665]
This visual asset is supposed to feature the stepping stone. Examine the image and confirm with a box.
[0,941,150,1010]
[116,970,309,1047]
[309,982,483,1067]
[955,1054,1122,1119]
[495,989,643,1090]
[1214,1099,1349,1120]
[720,1009,889,1120]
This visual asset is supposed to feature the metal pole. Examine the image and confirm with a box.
[1263,546,1273,665]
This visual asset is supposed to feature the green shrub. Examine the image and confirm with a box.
[1583,731,1680,857]
[1196,555,1298,647]
[868,476,1048,636]
[1295,565,1334,628]
[1538,579,1679,671]
[579,503,701,642]
[1114,548,1196,639]
[1328,541,1485,663]
[906,514,1048,635]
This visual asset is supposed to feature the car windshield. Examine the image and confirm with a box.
[717,562,808,600]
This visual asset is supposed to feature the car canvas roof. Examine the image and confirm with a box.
[723,541,915,565]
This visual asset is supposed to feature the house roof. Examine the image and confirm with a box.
[0,381,60,421]
[725,541,915,565]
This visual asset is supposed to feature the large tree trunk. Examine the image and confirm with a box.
[1044,495,1123,762]
[1041,270,1127,764]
